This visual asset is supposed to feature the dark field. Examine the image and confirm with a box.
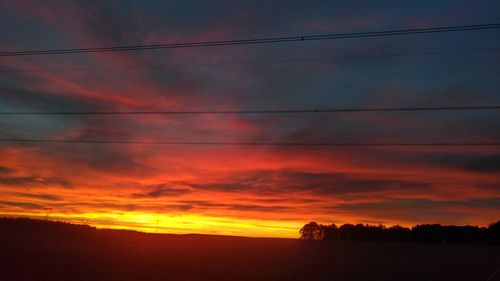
[1,221,499,281]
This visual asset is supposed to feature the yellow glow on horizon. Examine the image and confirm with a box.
[0,211,302,238]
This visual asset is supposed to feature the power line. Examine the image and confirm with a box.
[0,138,498,146]
[1,105,499,115]
[1,23,499,57]
[1,47,499,73]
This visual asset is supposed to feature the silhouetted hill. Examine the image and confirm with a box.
[1,217,500,281]
[0,217,250,238]
[0,217,95,231]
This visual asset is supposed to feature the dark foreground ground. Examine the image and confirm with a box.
[1,220,499,281]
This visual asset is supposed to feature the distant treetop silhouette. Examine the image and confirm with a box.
[300,221,500,244]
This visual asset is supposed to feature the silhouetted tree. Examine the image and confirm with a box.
[299,222,322,240]
[412,224,444,243]
[320,223,338,240]
[299,220,500,244]
[387,225,411,242]
[487,221,500,243]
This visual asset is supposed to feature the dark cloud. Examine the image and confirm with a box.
[0,85,98,113]
[178,200,227,208]
[0,87,159,178]
[176,200,290,213]
[185,169,430,195]
[0,166,15,175]
[477,183,500,190]
[49,200,284,214]
[183,170,272,192]
[254,197,318,204]
[327,198,500,223]
[328,150,500,175]
[11,192,62,201]
[227,204,290,212]
[45,201,192,213]
[461,198,500,209]
[0,200,43,210]
[187,183,252,192]
[462,154,500,173]
[278,171,431,195]
[41,136,161,177]
[131,184,191,198]
[0,175,71,188]
[427,153,500,173]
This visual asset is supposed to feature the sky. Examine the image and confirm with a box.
[0,0,499,238]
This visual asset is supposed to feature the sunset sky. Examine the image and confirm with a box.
[1,0,499,238]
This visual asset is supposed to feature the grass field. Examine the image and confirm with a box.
[1,220,499,281]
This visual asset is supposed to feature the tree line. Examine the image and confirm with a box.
[300,221,500,244]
